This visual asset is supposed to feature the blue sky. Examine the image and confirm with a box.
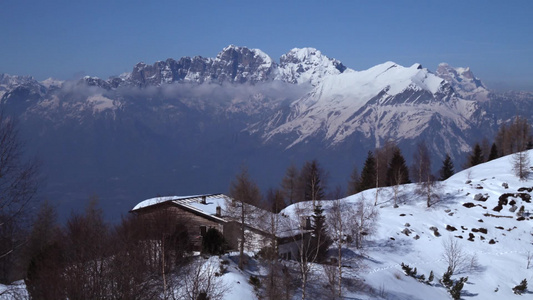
[1,0,532,90]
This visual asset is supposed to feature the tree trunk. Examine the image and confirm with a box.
[239,203,245,270]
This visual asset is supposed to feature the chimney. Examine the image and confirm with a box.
[201,196,206,204]
[216,206,221,217]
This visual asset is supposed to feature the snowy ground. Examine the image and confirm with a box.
[351,151,533,299]
[217,151,533,299]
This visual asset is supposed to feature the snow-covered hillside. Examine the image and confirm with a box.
[277,150,533,299]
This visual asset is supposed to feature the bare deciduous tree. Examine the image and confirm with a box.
[375,140,397,188]
[442,236,468,275]
[227,167,262,270]
[347,165,359,196]
[349,194,379,249]
[300,160,327,207]
[0,112,39,283]
[281,164,301,204]
[496,116,532,156]
[512,150,531,181]
[281,201,317,300]
[327,198,349,298]
[171,258,229,300]
[413,141,440,207]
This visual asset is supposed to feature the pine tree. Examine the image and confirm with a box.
[357,151,377,192]
[386,148,410,186]
[487,143,499,161]
[309,205,332,263]
[468,143,484,167]
[439,154,455,180]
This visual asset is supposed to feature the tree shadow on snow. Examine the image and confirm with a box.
[365,237,415,257]
[462,290,479,297]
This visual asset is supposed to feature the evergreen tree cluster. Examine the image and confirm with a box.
[466,116,533,169]
[352,144,411,194]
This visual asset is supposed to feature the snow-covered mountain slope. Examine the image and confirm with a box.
[436,63,490,101]
[251,62,478,155]
[280,150,533,299]
[0,74,36,99]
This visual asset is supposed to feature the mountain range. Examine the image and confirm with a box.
[1,45,532,221]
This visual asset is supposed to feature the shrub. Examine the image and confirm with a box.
[427,270,434,284]
[441,267,453,289]
[512,279,527,295]
[202,228,227,255]
[401,262,414,276]
[450,277,468,300]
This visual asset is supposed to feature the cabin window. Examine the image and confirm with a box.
[200,225,207,236]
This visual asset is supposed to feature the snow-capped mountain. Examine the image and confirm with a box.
[250,62,479,158]
[436,63,490,101]
[0,45,532,222]
[275,47,350,86]
[0,74,37,99]
[84,45,349,88]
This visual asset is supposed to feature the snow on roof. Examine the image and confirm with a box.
[131,193,231,222]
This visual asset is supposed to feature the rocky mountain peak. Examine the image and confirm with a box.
[436,63,489,100]
[213,45,276,83]
[276,47,349,85]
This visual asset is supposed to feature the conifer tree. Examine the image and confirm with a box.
[309,205,332,263]
[427,270,434,283]
[439,154,455,180]
[468,143,484,167]
[487,143,499,161]
[357,151,377,192]
[387,148,410,186]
